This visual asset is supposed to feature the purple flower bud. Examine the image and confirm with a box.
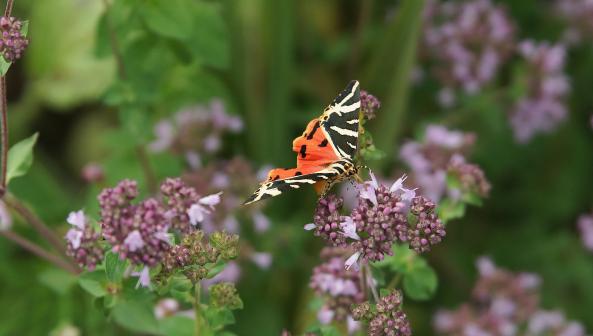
[0,16,28,62]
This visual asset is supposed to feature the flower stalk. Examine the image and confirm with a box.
[4,193,80,272]
[0,230,79,274]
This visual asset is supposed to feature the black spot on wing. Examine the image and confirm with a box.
[300,145,307,158]
[307,121,320,140]
[295,171,302,176]
[319,139,328,147]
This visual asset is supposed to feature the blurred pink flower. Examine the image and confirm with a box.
[577,213,593,251]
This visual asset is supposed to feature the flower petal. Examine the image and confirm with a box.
[340,217,360,240]
[124,230,145,252]
[132,266,151,289]
[344,251,362,271]
[304,223,316,231]
[65,228,83,249]
[250,252,273,269]
[67,210,86,229]
[368,169,379,189]
[390,174,408,193]
[317,306,335,325]
[359,185,378,207]
[199,192,223,206]
[187,203,207,225]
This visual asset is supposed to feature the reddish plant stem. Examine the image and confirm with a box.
[1,230,79,274]
[0,77,7,197]
[4,194,81,272]
[0,0,17,197]
[3,0,13,17]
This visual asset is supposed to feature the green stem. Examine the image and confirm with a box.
[194,282,202,336]
[387,273,402,290]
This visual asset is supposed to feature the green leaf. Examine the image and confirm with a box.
[159,315,194,336]
[113,300,160,334]
[105,251,128,283]
[204,307,235,330]
[140,0,194,40]
[118,107,151,145]
[403,261,438,301]
[366,0,426,169]
[140,0,229,69]
[462,191,483,207]
[437,198,466,224]
[6,133,39,185]
[78,270,108,297]
[38,268,77,295]
[319,325,341,336]
[206,260,228,279]
[0,57,10,76]
[374,244,415,273]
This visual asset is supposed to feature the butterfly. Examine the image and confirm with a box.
[244,80,362,205]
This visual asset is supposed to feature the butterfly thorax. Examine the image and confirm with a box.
[316,158,360,197]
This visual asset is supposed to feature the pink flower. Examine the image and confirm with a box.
[577,214,593,251]
[132,266,151,288]
[317,305,335,324]
[345,251,362,271]
[250,252,273,269]
[65,229,83,249]
[187,192,223,225]
[67,210,86,230]
[339,216,361,240]
[124,230,145,252]
[0,200,12,231]
[252,211,270,233]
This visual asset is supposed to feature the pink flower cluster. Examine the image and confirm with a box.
[399,124,489,202]
[0,16,29,62]
[434,257,585,336]
[148,99,243,168]
[422,0,515,106]
[310,248,364,333]
[577,212,593,252]
[306,172,445,270]
[556,0,593,44]
[510,41,570,143]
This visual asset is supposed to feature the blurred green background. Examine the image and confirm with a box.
[1,0,592,335]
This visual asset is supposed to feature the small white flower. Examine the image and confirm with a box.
[359,185,378,206]
[188,192,223,226]
[154,228,171,245]
[65,228,83,249]
[124,230,145,252]
[199,192,223,207]
[67,210,86,230]
[132,266,151,289]
[390,174,408,193]
[344,251,362,271]
[368,170,379,189]
[339,216,360,240]
[304,223,316,231]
